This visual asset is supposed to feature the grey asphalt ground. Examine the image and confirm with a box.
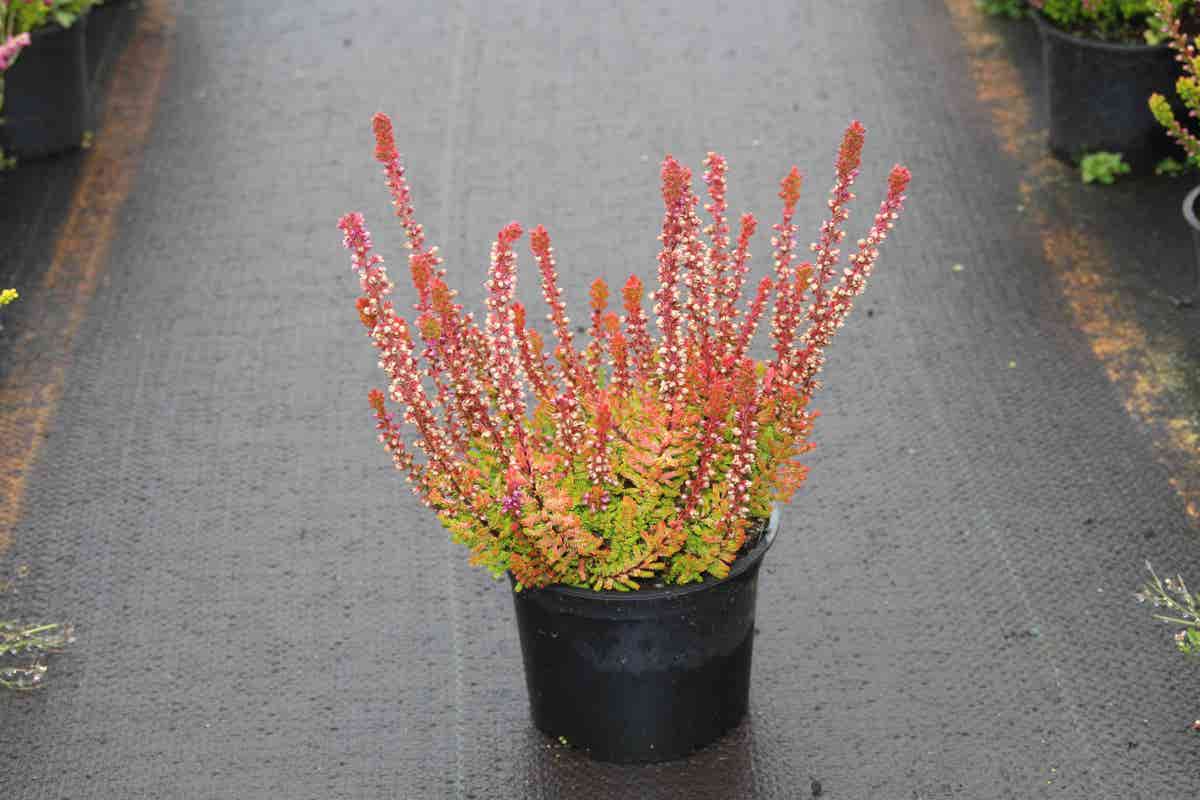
[3,1,1200,797]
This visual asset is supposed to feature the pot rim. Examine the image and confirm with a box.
[1183,184,1200,231]
[1031,10,1168,54]
[522,504,779,601]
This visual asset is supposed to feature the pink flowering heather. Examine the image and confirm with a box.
[0,33,30,72]
[1149,2,1200,162]
[340,112,910,591]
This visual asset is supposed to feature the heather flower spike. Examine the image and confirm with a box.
[339,113,909,590]
[1148,2,1200,162]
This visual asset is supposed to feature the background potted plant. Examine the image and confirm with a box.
[0,0,95,165]
[1149,0,1200,305]
[1030,0,1188,170]
[337,113,910,762]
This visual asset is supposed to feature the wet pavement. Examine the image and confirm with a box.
[2,1,1200,797]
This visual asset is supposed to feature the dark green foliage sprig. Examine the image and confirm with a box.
[0,621,73,690]
[6,0,95,33]
[1080,151,1131,183]
[978,0,1028,19]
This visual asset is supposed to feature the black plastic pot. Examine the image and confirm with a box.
[0,15,91,160]
[1034,13,1177,171]
[510,507,778,763]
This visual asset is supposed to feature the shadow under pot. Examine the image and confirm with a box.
[1034,12,1177,172]
[510,507,779,763]
[0,15,91,161]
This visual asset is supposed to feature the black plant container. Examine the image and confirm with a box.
[0,15,91,160]
[510,507,778,763]
[1034,13,1177,171]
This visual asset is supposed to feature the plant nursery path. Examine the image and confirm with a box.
[2,1,1200,797]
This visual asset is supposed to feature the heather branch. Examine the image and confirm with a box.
[586,278,610,376]
[369,388,423,487]
[621,275,654,381]
[373,113,479,453]
[654,156,692,414]
[792,165,911,396]
[603,313,633,397]
[718,213,758,364]
[672,161,712,354]
[703,152,732,300]
[732,276,773,366]
[339,213,462,498]
[1150,3,1200,161]
[769,167,804,372]
[680,379,732,521]
[513,302,556,405]
[485,222,529,433]
[718,359,762,538]
[807,121,865,307]
[531,225,594,400]
[429,278,500,443]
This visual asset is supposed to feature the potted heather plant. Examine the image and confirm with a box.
[1149,0,1200,305]
[1030,0,1187,170]
[337,113,910,762]
[0,0,95,165]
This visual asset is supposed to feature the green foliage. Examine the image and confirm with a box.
[1147,3,1200,163]
[978,0,1028,18]
[1137,564,1200,730]
[1080,151,1131,183]
[1032,0,1189,41]
[0,621,72,689]
[1151,91,1179,130]
[440,383,807,590]
[1154,156,1190,175]
[5,0,95,33]
[1139,565,1200,659]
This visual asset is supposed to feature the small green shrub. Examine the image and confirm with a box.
[978,0,1028,18]
[1080,151,1131,184]
[1155,156,1190,175]
[1030,0,1188,42]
